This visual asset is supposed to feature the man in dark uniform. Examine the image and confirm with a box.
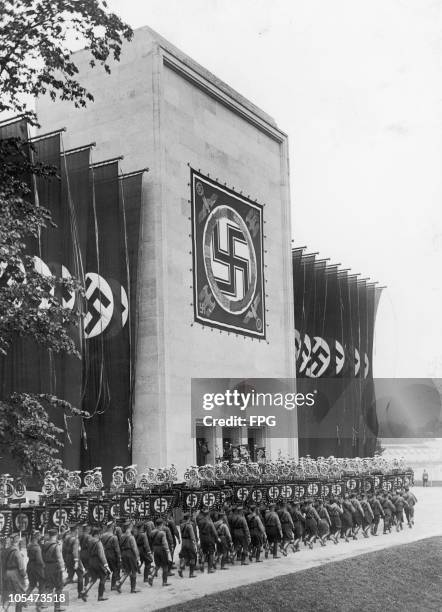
[265,503,282,559]
[391,490,408,532]
[369,492,385,536]
[100,521,122,591]
[230,506,251,565]
[3,533,26,612]
[80,527,110,602]
[41,529,65,611]
[79,523,92,588]
[26,530,45,602]
[135,523,153,583]
[246,505,266,562]
[197,508,220,573]
[288,501,306,551]
[403,486,418,527]
[178,512,198,578]
[118,521,140,593]
[360,494,374,538]
[149,518,172,587]
[62,523,84,598]
[213,511,233,569]
[160,519,175,576]
[277,503,295,556]
[325,498,342,545]
[381,493,396,534]
[166,513,181,566]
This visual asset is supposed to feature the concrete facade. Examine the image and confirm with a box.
[36,26,296,474]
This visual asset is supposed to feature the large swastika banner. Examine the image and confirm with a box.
[191,170,265,339]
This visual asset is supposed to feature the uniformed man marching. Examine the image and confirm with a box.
[80,527,110,602]
[369,491,385,536]
[149,517,172,587]
[246,505,266,562]
[118,521,140,594]
[100,521,122,591]
[178,512,198,578]
[41,529,65,612]
[264,503,283,558]
[3,533,26,612]
[197,508,220,573]
[135,522,153,583]
[230,506,251,566]
[62,523,84,598]
[26,530,45,603]
[79,523,92,589]
[403,486,417,527]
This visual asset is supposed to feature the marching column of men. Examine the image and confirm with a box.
[0,486,418,611]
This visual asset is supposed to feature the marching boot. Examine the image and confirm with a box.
[178,559,185,578]
[130,576,139,594]
[97,581,108,601]
[220,556,229,570]
[189,566,197,578]
[208,554,215,573]
[272,543,280,559]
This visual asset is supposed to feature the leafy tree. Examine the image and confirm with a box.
[0,1,132,481]
[0,0,133,126]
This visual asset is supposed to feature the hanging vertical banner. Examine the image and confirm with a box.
[120,172,144,414]
[81,161,131,481]
[57,147,93,470]
[191,169,265,338]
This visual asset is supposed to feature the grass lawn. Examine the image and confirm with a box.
[161,537,442,612]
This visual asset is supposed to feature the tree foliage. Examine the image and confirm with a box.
[0,1,132,480]
[0,0,133,125]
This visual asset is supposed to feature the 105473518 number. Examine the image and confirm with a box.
[9,593,68,604]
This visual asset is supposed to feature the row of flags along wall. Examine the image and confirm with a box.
[0,117,145,482]
[292,247,383,460]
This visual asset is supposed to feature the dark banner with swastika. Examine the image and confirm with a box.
[81,161,131,480]
[191,170,265,339]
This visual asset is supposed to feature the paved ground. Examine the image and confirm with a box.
[63,488,442,612]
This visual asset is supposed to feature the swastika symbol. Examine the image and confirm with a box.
[84,273,114,338]
[251,490,263,502]
[93,505,105,522]
[307,484,318,495]
[306,336,331,378]
[331,485,341,495]
[268,486,279,499]
[110,504,119,518]
[236,488,249,501]
[335,340,345,374]
[203,493,216,507]
[138,501,150,517]
[154,498,168,513]
[0,513,5,531]
[186,494,199,508]
[347,480,357,490]
[203,206,257,315]
[281,486,292,499]
[53,509,67,526]
[124,499,137,514]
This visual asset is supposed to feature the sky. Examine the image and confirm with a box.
[9,0,442,379]
[102,0,442,379]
